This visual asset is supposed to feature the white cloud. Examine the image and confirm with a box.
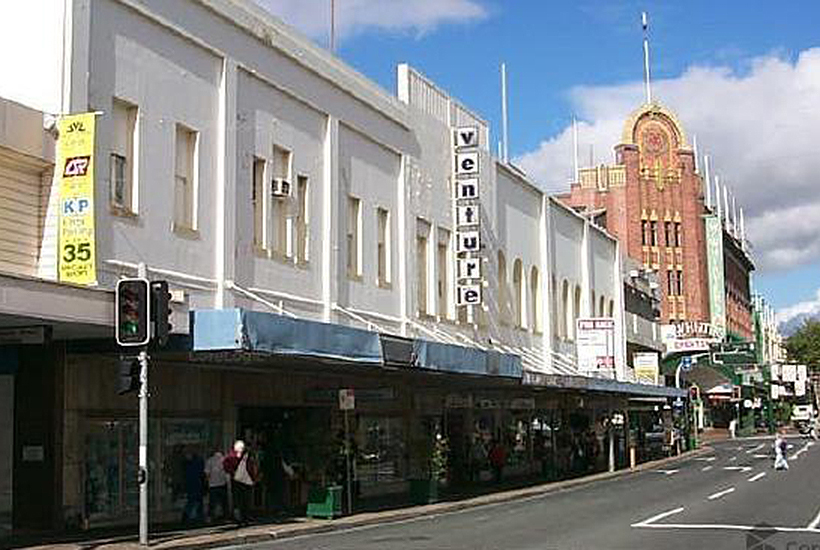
[516,48,820,273]
[252,0,487,42]
[776,288,820,327]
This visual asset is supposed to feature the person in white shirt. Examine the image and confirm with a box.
[205,449,228,521]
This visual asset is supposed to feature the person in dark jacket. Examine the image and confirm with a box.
[182,448,205,523]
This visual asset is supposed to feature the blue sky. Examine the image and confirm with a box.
[257,0,820,322]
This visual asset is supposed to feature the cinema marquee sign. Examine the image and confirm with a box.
[453,126,482,307]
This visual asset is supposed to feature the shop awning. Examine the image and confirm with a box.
[192,309,383,364]
[191,309,523,378]
[413,340,522,378]
[523,371,687,398]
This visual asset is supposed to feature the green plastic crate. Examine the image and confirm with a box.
[306,484,343,519]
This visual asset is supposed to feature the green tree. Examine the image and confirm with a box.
[785,319,820,369]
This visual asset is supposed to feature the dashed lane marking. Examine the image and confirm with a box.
[694,456,716,462]
[707,487,736,501]
[702,466,713,472]
[653,469,680,476]
[748,472,766,482]
[724,466,752,473]
[746,443,765,454]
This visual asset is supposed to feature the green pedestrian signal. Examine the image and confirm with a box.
[116,278,150,346]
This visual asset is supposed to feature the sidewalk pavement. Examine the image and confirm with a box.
[10,447,711,550]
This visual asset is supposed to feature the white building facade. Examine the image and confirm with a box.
[0,0,683,531]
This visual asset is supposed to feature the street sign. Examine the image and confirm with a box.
[681,356,693,372]
[338,389,355,410]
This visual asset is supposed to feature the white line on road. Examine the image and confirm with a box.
[694,456,716,462]
[808,507,820,530]
[707,488,736,500]
[754,454,770,459]
[631,507,685,527]
[724,466,752,473]
[748,472,766,482]
[746,443,765,454]
[653,469,679,476]
[793,442,813,460]
[633,523,820,533]
[702,466,713,471]
[729,456,737,461]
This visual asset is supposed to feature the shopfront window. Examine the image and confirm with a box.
[85,420,139,520]
[356,416,406,491]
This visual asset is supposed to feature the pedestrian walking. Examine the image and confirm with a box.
[205,448,228,522]
[488,439,507,483]
[181,448,205,524]
[223,440,258,525]
[774,431,789,471]
[728,418,737,439]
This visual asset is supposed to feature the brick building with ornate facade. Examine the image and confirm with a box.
[559,102,754,340]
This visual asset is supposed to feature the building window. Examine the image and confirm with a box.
[599,295,606,317]
[377,207,390,286]
[573,285,581,340]
[252,157,267,249]
[272,146,292,257]
[174,124,198,231]
[676,270,684,296]
[416,219,431,315]
[110,98,138,213]
[674,222,682,247]
[561,279,569,340]
[608,299,614,317]
[513,259,525,328]
[295,175,309,263]
[664,221,672,247]
[641,220,648,246]
[531,267,541,333]
[347,196,362,278]
[667,270,676,296]
[650,221,658,247]
[437,228,451,318]
[498,251,509,325]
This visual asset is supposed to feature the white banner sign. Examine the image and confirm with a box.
[634,352,660,385]
[576,318,616,372]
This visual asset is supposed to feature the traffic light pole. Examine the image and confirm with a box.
[138,348,149,546]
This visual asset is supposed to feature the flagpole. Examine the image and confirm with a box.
[642,12,652,104]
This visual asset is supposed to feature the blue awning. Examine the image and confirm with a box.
[192,309,382,364]
[191,308,523,379]
[412,340,522,378]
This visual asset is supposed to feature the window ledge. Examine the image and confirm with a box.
[110,205,139,220]
[377,280,393,290]
[172,224,200,240]
[347,273,363,283]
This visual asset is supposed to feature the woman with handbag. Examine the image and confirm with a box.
[223,440,258,525]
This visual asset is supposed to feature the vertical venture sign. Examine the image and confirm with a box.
[453,126,482,308]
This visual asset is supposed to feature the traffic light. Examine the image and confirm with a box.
[118,356,140,395]
[116,278,150,346]
[151,280,172,347]
[689,385,701,402]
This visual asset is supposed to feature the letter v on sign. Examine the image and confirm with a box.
[455,126,479,149]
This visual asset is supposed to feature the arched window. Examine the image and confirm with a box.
[591,291,596,318]
[599,295,606,317]
[498,250,508,325]
[531,267,541,333]
[573,285,581,340]
[608,299,615,318]
[561,279,569,339]
[513,259,524,328]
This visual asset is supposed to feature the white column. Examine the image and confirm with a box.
[541,194,553,372]
[215,58,237,309]
[322,116,339,322]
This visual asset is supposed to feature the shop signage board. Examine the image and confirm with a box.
[704,215,727,339]
[661,321,721,353]
[634,352,660,385]
[57,112,98,285]
[576,318,616,373]
[452,126,483,309]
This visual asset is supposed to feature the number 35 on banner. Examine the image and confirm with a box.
[57,113,98,286]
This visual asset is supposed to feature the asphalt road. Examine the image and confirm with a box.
[229,437,820,550]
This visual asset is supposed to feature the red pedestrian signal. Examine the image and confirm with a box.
[116,278,150,346]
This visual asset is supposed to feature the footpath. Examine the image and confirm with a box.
[7,447,712,550]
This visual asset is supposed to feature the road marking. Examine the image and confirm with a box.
[748,472,766,482]
[633,523,820,533]
[707,488,736,500]
[694,456,716,462]
[702,466,713,471]
[724,466,752,473]
[631,507,685,527]
[653,469,679,476]
[793,442,813,460]
[754,454,770,459]
[746,443,765,454]
[729,456,737,461]
[808,507,820,530]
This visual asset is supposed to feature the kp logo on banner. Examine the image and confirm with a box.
[63,156,91,177]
